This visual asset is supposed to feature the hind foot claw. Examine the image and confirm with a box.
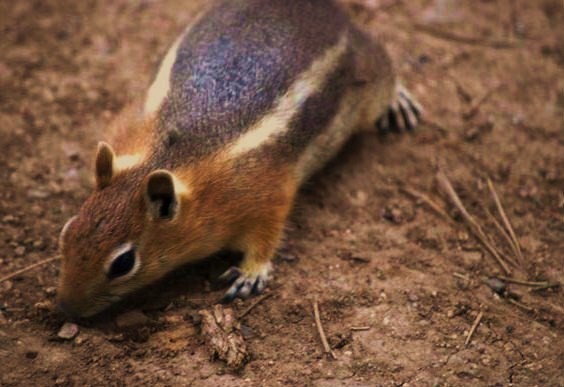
[219,264,270,303]
[377,85,422,133]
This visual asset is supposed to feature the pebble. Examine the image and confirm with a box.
[44,287,57,296]
[115,310,149,329]
[32,239,45,250]
[483,277,507,295]
[0,311,7,324]
[34,300,53,311]
[2,215,16,223]
[407,292,419,302]
[26,189,50,199]
[349,190,368,207]
[57,322,79,340]
[382,205,404,224]
[14,246,26,256]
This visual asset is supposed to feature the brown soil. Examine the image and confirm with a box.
[1,0,563,385]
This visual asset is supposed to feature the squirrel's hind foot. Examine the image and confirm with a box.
[376,84,422,133]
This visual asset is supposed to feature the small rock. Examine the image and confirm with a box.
[107,333,125,342]
[483,277,507,295]
[349,190,368,207]
[382,205,404,224]
[25,351,38,359]
[277,251,299,262]
[460,250,483,268]
[2,215,16,223]
[115,310,149,329]
[2,280,13,292]
[14,245,26,256]
[518,182,538,198]
[26,189,50,199]
[44,287,57,296]
[41,88,55,103]
[30,205,44,216]
[0,311,8,324]
[240,324,255,339]
[57,322,79,340]
[74,336,87,345]
[34,300,53,311]
[464,126,480,141]
[32,239,45,250]
[407,292,419,302]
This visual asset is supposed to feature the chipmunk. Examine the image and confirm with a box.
[57,0,421,317]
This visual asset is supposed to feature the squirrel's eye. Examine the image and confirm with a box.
[108,249,136,279]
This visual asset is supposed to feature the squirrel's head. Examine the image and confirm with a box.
[57,142,192,318]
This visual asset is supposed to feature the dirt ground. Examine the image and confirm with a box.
[0,0,563,385]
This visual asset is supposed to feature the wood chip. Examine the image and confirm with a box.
[199,305,249,370]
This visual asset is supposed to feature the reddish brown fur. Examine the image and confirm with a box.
[57,0,403,317]
[59,130,297,316]
[106,103,155,156]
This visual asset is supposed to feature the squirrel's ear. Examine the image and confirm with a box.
[144,170,181,220]
[95,142,115,189]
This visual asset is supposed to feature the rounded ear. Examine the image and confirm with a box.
[144,170,179,220]
[95,142,115,189]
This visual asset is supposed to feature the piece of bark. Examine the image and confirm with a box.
[199,305,249,370]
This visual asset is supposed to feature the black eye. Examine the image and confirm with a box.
[108,249,136,279]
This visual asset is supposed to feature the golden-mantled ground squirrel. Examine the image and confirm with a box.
[57,0,421,317]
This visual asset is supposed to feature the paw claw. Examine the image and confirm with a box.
[218,266,242,283]
[220,265,270,303]
[377,85,422,133]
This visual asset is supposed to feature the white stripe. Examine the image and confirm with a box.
[229,34,349,156]
[144,15,203,116]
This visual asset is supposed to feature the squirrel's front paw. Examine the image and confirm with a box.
[219,263,270,303]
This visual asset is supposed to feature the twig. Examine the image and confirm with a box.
[507,298,534,312]
[313,298,336,360]
[487,179,524,263]
[529,283,561,292]
[436,170,511,274]
[463,83,503,120]
[465,310,484,347]
[414,23,519,49]
[453,272,470,282]
[400,186,454,224]
[350,326,371,331]
[420,117,450,135]
[239,293,273,318]
[482,207,519,267]
[495,276,549,287]
[0,256,60,284]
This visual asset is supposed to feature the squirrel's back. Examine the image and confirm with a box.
[144,0,355,166]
